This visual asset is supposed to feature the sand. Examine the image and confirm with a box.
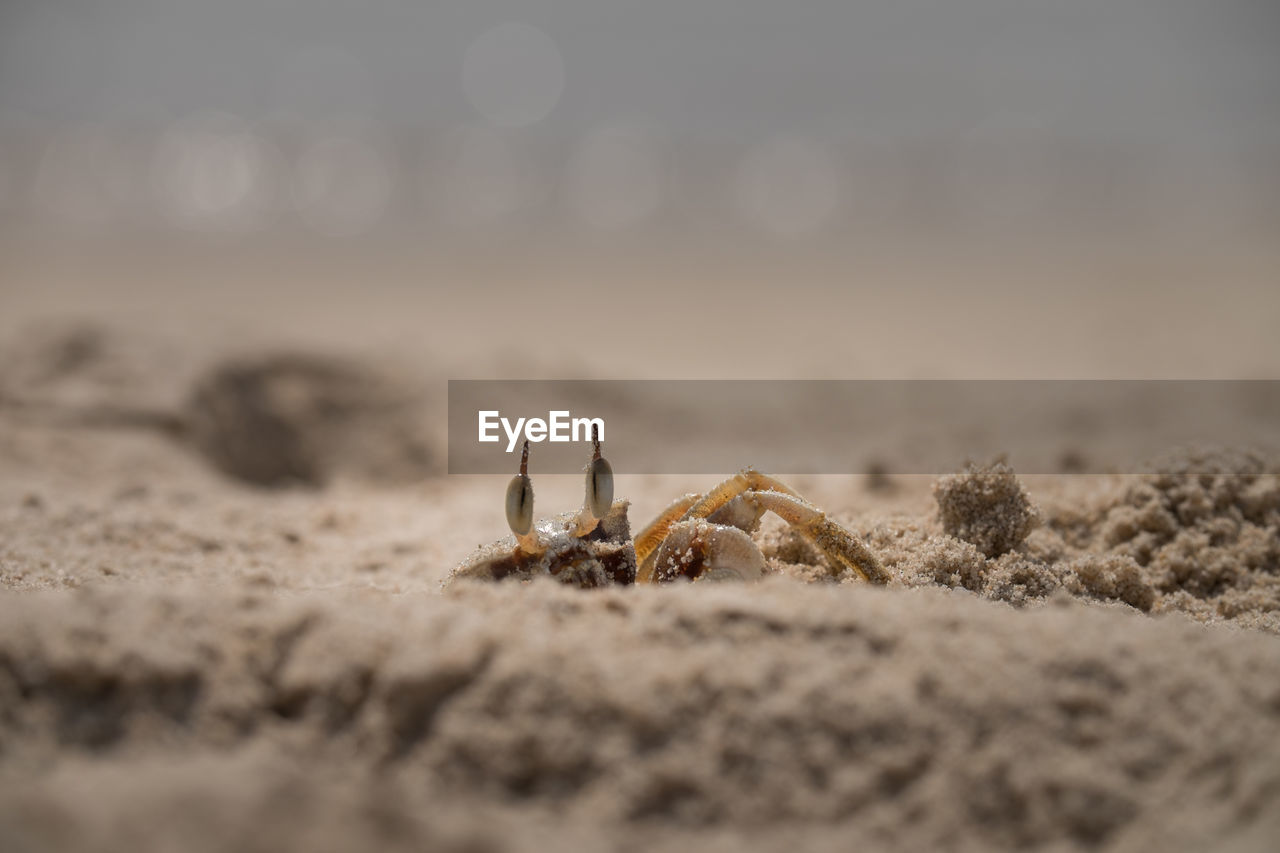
[3,580,1280,853]
[2,271,1279,851]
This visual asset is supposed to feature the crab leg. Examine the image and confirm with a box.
[680,469,801,521]
[636,470,803,583]
[635,493,703,582]
[748,491,890,584]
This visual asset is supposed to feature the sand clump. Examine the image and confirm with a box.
[933,460,1041,558]
[832,453,1278,631]
[1089,448,1280,628]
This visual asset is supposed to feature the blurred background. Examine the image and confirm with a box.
[1,0,1278,380]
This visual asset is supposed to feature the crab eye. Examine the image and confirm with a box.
[506,474,534,536]
[584,425,613,519]
[586,455,613,519]
[506,441,534,536]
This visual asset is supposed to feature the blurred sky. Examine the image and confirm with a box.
[1,2,1277,383]
[2,0,1278,145]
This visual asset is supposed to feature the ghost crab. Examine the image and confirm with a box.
[447,433,889,587]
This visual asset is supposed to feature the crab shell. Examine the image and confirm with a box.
[449,500,638,588]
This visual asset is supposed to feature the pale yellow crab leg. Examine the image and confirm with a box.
[634,492,703,582]
[748,490,890,584]
[637,470,802,582]
[680,469,802,522]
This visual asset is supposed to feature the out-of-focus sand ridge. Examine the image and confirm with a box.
[3,581,1280,853]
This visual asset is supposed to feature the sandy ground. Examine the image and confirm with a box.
[2,238,1279,851]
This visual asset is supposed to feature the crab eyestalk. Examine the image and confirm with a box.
[506,441,541,553]
[577,425,614,535]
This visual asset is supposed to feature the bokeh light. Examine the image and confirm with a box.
[150,112,277,233]
[462,23,565,129]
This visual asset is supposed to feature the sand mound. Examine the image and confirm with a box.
[0,322,435,487]
[2,582,1279,853]
[184,353,433,487]
[778,455,1280,633]
[1092,449,1280,623]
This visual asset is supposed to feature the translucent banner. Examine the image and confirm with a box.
[448,380,1280,475]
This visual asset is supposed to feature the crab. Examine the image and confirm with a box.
[446,433,890,587]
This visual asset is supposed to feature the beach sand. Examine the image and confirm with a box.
[2,240,1279,852]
